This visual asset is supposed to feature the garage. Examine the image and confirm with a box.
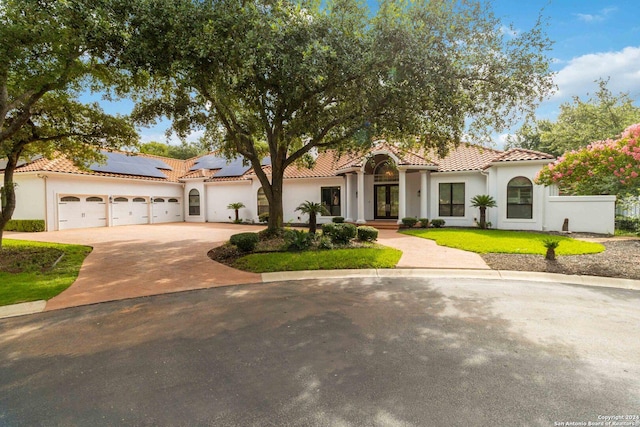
[58,195,108,230]
[152,197,183,223]
[111,196,150,226]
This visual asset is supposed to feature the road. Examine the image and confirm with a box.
[1,277,639,426]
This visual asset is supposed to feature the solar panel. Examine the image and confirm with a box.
[88,152,168,179]
[190,155,229,171]
[137,157,173,170]
[214,157,251,177]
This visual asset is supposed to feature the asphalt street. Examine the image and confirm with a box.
[1,277,639,426]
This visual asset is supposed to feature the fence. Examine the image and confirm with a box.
[616,196,640,218]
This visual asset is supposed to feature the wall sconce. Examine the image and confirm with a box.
[417,190,421,197]
[356,191,358,198]
[109,196,113,203]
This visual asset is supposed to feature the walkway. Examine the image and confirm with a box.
[4,223,487,312]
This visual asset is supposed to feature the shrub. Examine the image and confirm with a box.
[431,219,445,228]
[616,216,640,231]
[284,229,312,251]
[357,226,378,242]
[4,219,46,232]
[418,218,429,228]
[258,212,269,223]
[332,216,345,223]
[401,217,418,228]
[229,232,259,252]
[318,236,334,250]
[543,238,560,261]
[324,223,357,244]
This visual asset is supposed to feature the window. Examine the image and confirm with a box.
[86,197,103,202]
[133,197,146,203]
[374,161,399,182]
[257,187,269,215]
[154,198,165,203]
[321,187,341,216]
[168,198,179,203]
[507,177,533,219]
[61,196,80,202]
[114,197,128,202]
[439,183,465,217]
[189,189,200,216]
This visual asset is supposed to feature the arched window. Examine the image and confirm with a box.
[113,197,128,202]
[507,177,533,219]
[188,189,200,216]
[374,161,399,182]
[60,196,80,202]
[257,187,269,215]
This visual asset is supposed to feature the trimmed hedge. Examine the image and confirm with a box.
[431,219,446,228]
[331,216,345,223]
[357,226,378,242]
[322,222,357,244]
[4,219,45,232]
[401,217,418,228]
[229,232,259,252]
[418,218,430,228]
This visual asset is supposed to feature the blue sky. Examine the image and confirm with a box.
[93,0,640,146]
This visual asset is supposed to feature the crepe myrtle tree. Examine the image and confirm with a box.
[123,0,554,233]
[0,0,138,247]
[535,123,640,196]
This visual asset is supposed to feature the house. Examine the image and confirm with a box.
[1,141,616,234]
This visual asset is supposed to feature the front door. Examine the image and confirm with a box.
[374,184,399,219]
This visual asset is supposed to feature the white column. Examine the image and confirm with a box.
[344,173,353,222]
[356,171,366,223]
[398,169,407,224]
[420,170,428,219]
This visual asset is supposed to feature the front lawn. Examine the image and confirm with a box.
[233,246,402,273]
[401,228,604,255]
[0,239,91,306]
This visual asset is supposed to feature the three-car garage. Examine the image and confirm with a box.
[57,194,183,230]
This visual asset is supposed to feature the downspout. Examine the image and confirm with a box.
[479,168,491,226]
[37,174,49,231]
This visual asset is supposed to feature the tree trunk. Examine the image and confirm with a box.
[0,152,20,249]
[265,173,284,233]
[309,213,317,234]
[479,207,487,229]
[234,209,239,222]
[545,248,556,261]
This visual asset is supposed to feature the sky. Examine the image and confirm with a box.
[89,0,640,147]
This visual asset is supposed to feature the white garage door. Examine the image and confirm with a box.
[112,197,150,226]
[152,197,183,223]
[58,195,108,230]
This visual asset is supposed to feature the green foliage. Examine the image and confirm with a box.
[258,212,269,223]
[535,123,640,195]
[431,219,446,228]
[0,0,138,243]
[139,141,207,159]
[357,226,379,242]
[318,236,334,250]
[4,220,45,232]
[0,239,91,306]
[418,218,430,228]
[233,247,402,273]
[295,201,329,234]
[615,216,640,232]
[124,0,554,232]
[401,217,418,228]
[323,223,357,245]
[229,232,259,252]
[227,202,245,222]
[402,229,603,255]
[508,80,640,155]
[284,229,312,251]
[470,195,497,229]
[332,217,345,224]
[542,238,560,260]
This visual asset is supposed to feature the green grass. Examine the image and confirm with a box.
[401,228,605,255]
[0,239,92,306]
[233,246,402,273]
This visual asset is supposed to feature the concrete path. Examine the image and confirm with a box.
[376,229,490,269]
[6,223,262,310]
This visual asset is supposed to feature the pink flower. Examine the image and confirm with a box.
[631,171,639,178]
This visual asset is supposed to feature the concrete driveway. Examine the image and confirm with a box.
[6,223,263,310]
[1,277,638,426]
[6,223,490,311]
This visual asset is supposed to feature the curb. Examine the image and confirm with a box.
[2,270,638,320]
[0,300,46,319]
[262,268,640,291]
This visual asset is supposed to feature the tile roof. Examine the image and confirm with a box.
[5,143,556,183]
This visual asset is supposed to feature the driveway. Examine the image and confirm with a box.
[6,223,490,310]
[6,223,263,310]
[1,277,638,425]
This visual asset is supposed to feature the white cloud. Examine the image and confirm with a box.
[499,25,519,38]
[575,7,617,23]
[549,46,640,104]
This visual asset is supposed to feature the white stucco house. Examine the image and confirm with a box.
[1,141,616,234]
